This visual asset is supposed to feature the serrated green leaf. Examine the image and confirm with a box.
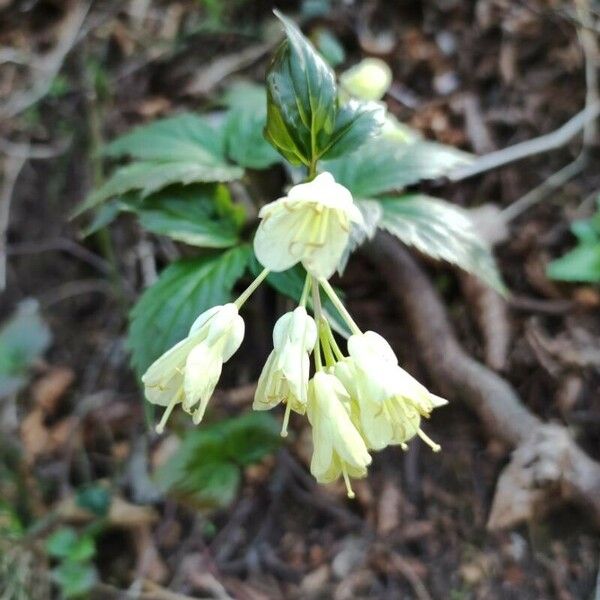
[0,299,51,398]
[248,253,351,337]
[155,413,279,510]
[104,114,226,163]
[547,244,600,282]
[130,184,243,248]
[265,11,337,166]
[378,195,504,291]
[323,137,473,198]
[128,246,250,377]
[223,93,281,169]
[75,161,244,216]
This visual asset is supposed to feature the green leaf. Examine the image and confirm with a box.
[222,412,281,466]
[249,254,351,337]
[155,413,280,510]
[76,485,111,518]
[313,27,345,67]
[75,160,244,216]
[323,137,473,198]
[547,244,600,283]
[223,101,281,170]
[52,562,97,598]
[265,11,337,165]
[46,528,78,558]
[378,195,504,291]
[129,184,244,248]
[46,528,95,563]
[221,82,267,111]
[104,113,226,163]
[80,199,122,237]
[128,246,250,377]
[0,299,51,398]
[321,100,385,160]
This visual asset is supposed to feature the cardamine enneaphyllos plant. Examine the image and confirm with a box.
[76,11,503,496]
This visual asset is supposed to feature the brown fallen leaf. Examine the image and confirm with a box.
[32,366,74,414]
[20,408,49,464]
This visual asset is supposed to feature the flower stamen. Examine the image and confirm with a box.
[341,465,355,499]
[417,428,441,452]
[281,402,292,437]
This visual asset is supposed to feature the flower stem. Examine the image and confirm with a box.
[323,319,345,361]
[318,278,362,336]
[319,318,336,367]
[299,273,311,307]
[234,268,270,309]
[311,276,323,371]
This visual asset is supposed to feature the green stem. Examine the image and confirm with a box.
[323,318,345,361]
[311,276,323,371]
[318,278,362,336]
[319,318,336,367]
[299,273,311,307]
[234,268,270,309]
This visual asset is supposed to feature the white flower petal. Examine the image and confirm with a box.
[183,342,222,413]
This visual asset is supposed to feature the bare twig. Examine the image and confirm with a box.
[184,42,275,96]
[0,137,69,160]
[499,0,599,222]
[0,1,91,120]
[449,102,600,181]
[0,155,27,290]
[366,234,600,528]
[500,153,587,222]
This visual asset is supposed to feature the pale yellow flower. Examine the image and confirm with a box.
[253,306,317,435]
[340,58,392,101]
[306,371,372,497]
[335,331,446,451]
[142,303,244,431]
[253,172,363,279]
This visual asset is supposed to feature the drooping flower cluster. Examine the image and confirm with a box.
[142,172,446,496]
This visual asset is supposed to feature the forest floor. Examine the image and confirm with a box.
[0,1,599,599]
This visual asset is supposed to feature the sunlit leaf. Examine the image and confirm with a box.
[547,244,600,283]
[323,137,473,198]
[378,195,504,291]
[75,161,243,215]
[103,113,226,163]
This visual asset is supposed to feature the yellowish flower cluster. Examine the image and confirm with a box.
[142,172,446,496]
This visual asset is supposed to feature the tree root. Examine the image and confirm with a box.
[365,233,600,529]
